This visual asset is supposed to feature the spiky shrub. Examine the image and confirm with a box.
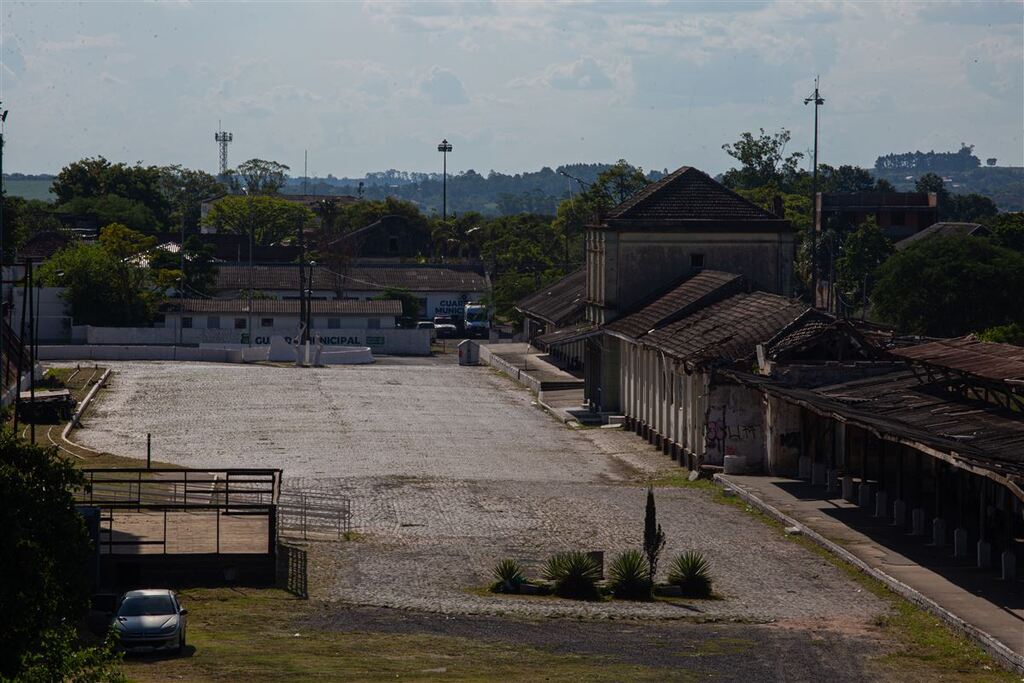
[542,551,601,600]
[491,558,525,593]
[667,551,713,598]
[643,487,666,582]
[608,549,652,600]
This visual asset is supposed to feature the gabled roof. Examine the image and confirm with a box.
[18,230,73,260]
[762,309,878,362]
[642,291,807,368]
[515,269,586,327]
[603,166,784,225]
[890,336,1024,383]
[604,270,745,341]
[895,222,990,250]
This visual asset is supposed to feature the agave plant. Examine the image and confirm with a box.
[667,551,713,598]
[608,549,652,600]
[542,551,601,600]
[491,558,525,593]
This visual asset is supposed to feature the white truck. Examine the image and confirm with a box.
[463,303,490,339]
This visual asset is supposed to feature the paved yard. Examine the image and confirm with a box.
[78,357,885,625]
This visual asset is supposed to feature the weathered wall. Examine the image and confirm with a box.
[703,383,765,468]
[765,395,802,476]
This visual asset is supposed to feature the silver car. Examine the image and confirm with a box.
[113,589,188,654]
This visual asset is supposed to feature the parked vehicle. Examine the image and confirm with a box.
[112,589,188,654]
[463,303,490,339]
[432,315,458,339]
[416,320,437,341]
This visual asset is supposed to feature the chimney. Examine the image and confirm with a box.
[772,195,785,218]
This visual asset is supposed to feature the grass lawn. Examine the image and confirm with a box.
[119,588,688,683]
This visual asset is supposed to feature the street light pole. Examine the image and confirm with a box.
[805,77,825,308]
[437,139,452,222]
[244,187,254,346]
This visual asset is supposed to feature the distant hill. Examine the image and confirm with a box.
[281,163,668,216]
[873,166,1024,212]
[2,174,55,202]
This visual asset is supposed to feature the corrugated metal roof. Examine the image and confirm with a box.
[167,298,401,316]
[890,336,1024,383]
[515,269,586,327]
[642,292,807,367]
[895,222,989,250]
[535,321,600,347]
[604,166,784,223]
[214,264,487,293]
[605,270,745,340]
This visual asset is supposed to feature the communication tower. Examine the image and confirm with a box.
[214,121,233,175]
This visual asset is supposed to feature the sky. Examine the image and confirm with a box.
[1,1,1021,178]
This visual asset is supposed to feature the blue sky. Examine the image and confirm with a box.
[1,1,1021,177]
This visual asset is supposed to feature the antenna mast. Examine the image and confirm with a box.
[804,77,825,309]
[214,120,233,176]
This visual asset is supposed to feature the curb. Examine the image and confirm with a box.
[714,473,1024,675]
[61,368,112,456]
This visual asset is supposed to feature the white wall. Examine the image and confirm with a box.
[11,287,72,342]
[163,312,395,332]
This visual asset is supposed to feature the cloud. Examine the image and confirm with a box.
[511,56,617,91]
[38,33,120,52]
[418,66,468,105]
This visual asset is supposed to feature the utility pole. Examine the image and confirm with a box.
[804,77,825,309]
[437,139,452,221]
[244,187,254,346]
[0,105,8,297]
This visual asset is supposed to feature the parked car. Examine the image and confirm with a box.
[113,589,188,654]
[432,315,458,339]
[416,320,437,341]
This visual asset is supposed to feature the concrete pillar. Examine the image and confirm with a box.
[1001,551,1016,581]
[892,499,907,527]
[798,456,811,480]
[977,540,992,569]
[932,518,946,547]
[911,508,926,536]
[953,528,969,558]
[826,468,838,492]
[843,476,856,502]
[874,491,888,519]
[811,463,826,486]
[857,482,872,509]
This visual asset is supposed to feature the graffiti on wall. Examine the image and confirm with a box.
[704,404,761,455]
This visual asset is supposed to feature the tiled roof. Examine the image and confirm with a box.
[18,231,72,260]
[515,269,586,327]
[167,298,401,316]
[895,222,989,250]
[534,321,600,348]
[890,336,1024,383]
[604,166,782,223]
[762,309,879,362]
[604,270,745,341]
[214,264,487,293]
[642,291,807,367]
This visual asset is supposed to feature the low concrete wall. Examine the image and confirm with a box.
[478,343,543,395]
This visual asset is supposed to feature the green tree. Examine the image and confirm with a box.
[51,156,170,225]
[432,212,485,258]
[373,287,420,322]
[149,236,218,296]
[58,195,159,234]
[0,429,123,681]
[836,217,893,311]
[978,323,1024,346]
[202,195,314,246]
[721,128,804,191]
[236,158,290,195]
[871,236,1024,337]
[643,488,666,584]
[157,165,226,233]
[986,212,1024,251]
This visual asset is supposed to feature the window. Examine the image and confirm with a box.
[367,317,380,329]
[388,236,399,253]
[207,316,221,329]
[690,253,705,268]
[261,318,274,328]
[181,317,193,329]
[328,318,341,329]
[234,318,246,330]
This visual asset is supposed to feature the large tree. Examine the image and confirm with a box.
[835,217,893,312]
[157,165,226,233]
[915,173,998,223]
[51,157,170,226]
[235,158,290,195]
[720,128,804,191]
[871,235,1024,337]
[202,195,314,246]
[0,430,123,681]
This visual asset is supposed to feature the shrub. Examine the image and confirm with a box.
[542,551,601,600]
[491,558,525,593]
[643,487,666,582]
[608,549,651,600]
[667,551,713,598]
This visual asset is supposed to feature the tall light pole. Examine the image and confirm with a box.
[0,105,8,278]
[804,77,825,308]
[437,139,452,221]
[243,186,254,346]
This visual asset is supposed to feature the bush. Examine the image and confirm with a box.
[667,551,713,598]
[542,551,601,600]
[608,550,651,600]
[491,558,525,593]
